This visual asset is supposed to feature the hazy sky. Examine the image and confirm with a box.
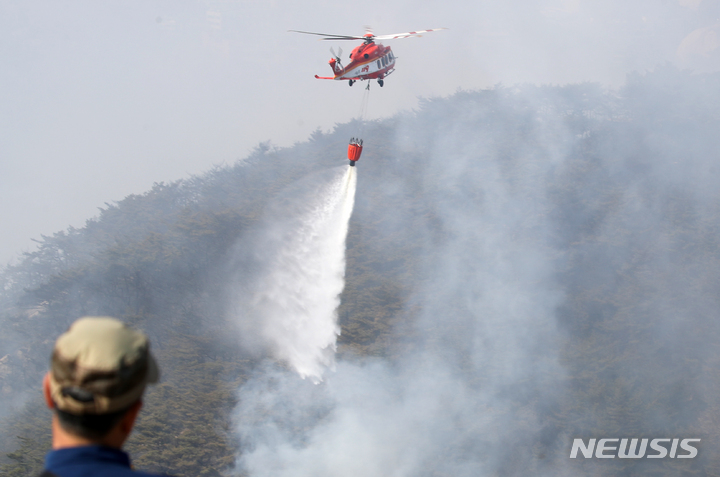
[1,0,717,266]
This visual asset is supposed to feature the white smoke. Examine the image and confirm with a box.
[231,132,566,476]
[228,165,357,382]
[233,360,482,477]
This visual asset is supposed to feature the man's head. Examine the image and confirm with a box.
[44,316,159,444]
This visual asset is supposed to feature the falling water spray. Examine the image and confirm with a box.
[230,166,357,383]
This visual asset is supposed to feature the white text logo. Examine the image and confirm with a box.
[569,438,700,459]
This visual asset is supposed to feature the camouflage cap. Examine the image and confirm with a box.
[49,316,159,415]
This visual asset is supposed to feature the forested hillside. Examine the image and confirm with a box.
[2,65,720,476]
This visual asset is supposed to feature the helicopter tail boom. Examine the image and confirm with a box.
[314,75,362,80]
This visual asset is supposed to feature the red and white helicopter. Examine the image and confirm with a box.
[289,28,446,87]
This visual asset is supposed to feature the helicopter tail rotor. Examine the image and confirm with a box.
[330,46,344,70]
[330,46,343,61]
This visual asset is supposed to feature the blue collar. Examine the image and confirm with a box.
[45,445,132,475]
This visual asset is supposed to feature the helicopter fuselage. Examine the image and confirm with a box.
[317,41,396,82]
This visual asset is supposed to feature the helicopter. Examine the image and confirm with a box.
[289,28,446,87]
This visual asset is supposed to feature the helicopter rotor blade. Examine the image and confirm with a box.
[329,47,343,68]
[372,28,447,40]
[330,47,342,61]
[289,28,447,42]
[288,30,365,41]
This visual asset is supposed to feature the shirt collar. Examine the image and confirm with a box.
[45,445,131,470]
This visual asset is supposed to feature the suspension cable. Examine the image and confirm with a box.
[355,85,371,138]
